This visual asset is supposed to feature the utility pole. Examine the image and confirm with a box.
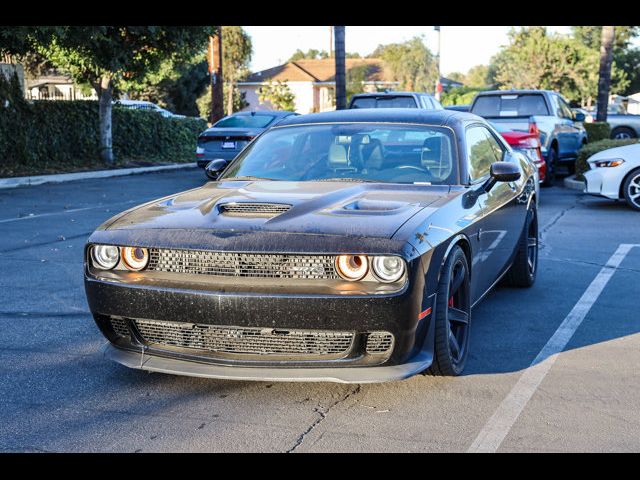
[208,28,224,125]
[334,26,346,110]
[596,26,615,123]
[434,26,442,102]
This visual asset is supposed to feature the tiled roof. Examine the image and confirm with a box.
[242,58,394,83]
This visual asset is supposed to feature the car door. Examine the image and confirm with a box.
[465,125,522,299]
[551,94,580,158]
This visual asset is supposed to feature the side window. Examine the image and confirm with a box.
[558,97,574,119]
[466,126,501,182]
[552,94,571,119]
[421,96,433,109]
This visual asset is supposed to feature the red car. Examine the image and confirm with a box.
[490,121,547,185]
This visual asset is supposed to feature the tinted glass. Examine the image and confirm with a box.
[472,94,549,117]
[466,126,501,181]
[220,123,458,185]
[351,96,418,109]
[215,115,276,128]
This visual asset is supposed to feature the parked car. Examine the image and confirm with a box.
[583,142,640,211]
[114,99,185,119]
[349,91,444,110]
[584,105,640,139]
[196,110,297,172]
[444,105,470,112]
[470,90,588,178]
[489,121,547,186]
[84,109,538,382]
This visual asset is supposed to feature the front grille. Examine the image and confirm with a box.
[219,202,291,217]
[366,331,394,354]
[133,319,354,357]
[110,317,130,337]
[148,249,339,280]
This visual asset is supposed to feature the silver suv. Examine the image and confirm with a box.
[348,91,444,110]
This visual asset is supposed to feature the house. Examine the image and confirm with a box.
[25,71,97,101]
[440,77,464,92]
[237,58,398,114]
[625,93,640,115]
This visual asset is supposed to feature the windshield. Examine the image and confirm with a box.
[219,123,458,185]
[215,114,276,128]
[351,96,418,109]
[472,94,549,117]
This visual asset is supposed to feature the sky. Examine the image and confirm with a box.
[242,26,582,76]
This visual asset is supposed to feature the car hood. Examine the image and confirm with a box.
[102,181,452,240]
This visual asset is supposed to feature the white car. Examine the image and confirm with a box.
[114,99,185,119]
[583,143,640,211]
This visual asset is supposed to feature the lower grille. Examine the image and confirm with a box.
[366,331,394,354]
[110,317,130,337]
[133,319,355,358]
[148,249,339,280]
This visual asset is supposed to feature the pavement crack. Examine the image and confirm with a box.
[286,385,361,453]
[543,256,640,274]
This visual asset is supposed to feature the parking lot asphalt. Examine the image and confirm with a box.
[0,168,638,452]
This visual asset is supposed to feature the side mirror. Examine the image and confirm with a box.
[482,162,521,192]
[573,111,586,122]
[205,159,230,180]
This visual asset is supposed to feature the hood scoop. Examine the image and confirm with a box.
[218,202,292,218]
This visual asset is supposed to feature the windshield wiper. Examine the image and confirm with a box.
[310,177,378,183]
[221,176,273,181]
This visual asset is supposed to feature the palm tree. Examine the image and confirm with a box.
[596,26,615,123]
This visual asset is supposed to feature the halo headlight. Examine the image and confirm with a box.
[91,245,120,270]
[121,246,149,271]
[335,254,368,281]
[371,256,405,283]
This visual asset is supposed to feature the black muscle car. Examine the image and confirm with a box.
[84,109,538,383]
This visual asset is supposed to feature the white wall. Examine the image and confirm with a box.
[239,81,315,114]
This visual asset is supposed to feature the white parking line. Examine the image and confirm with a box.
[468,243,639,453]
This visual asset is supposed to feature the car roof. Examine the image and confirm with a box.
[231,110,296,117]
[474,89,556,96]
[275,108,482,127]
[116,99,154,105]
[350,91,434,98]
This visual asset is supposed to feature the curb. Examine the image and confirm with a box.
[0,163,198,190]
[563,174,585,191]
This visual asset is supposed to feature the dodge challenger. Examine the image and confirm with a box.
[84,109,538,383]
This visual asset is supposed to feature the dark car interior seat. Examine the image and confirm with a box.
[421,136,452,181]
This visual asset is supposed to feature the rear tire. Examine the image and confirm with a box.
[427,245,471,376]
[622,167,640,211]
[542,148,557,186]
[611,127,637,140]
[506,206,538,287]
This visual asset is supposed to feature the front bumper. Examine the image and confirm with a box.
[85,258,436,382]
[103,342,433,383]
[583,166,625,199]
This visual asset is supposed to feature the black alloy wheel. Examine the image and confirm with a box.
[428,245,471,376]
[506,206,538,287]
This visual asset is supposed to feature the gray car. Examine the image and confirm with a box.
[470,89,588,177]
[348,91,443,110]
[196,110,298,169]
[582,105,640,139]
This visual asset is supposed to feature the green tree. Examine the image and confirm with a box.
[12,26,215,164]
[222,26,252,116]
[258,80,296,111]
[441,86,486,106]
[490,27,628,106]
[288,49,329,61]
[346,63,372,103]
[465,65,491,88]
[446,72,466,84]
[371,36,437,92]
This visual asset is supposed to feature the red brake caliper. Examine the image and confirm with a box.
[448,296,454,307]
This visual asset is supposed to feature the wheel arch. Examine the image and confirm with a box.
[619,166,640,200]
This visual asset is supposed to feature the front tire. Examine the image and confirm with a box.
[428,245,471,376]
[622,168,640,211]
[611,127,637,140]
[506,205,538,287]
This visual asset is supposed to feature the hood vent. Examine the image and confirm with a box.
[219,202,292,217]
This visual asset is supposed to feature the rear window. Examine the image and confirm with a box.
[215,115,276,128]
[350,96,418,109]
[471,94,549,117]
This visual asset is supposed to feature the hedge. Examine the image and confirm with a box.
[575,138,640,178]
[0,74,207,177]
[584,122,611,142]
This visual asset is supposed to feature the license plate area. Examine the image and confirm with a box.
[221,141,236,149]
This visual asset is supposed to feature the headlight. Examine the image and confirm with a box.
[371,256,405,283]
[91,245,119,270]
[335,254,368,281]
[594,159,625,168]
[121,246,149,271]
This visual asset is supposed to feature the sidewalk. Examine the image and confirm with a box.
[0,163,197,190]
